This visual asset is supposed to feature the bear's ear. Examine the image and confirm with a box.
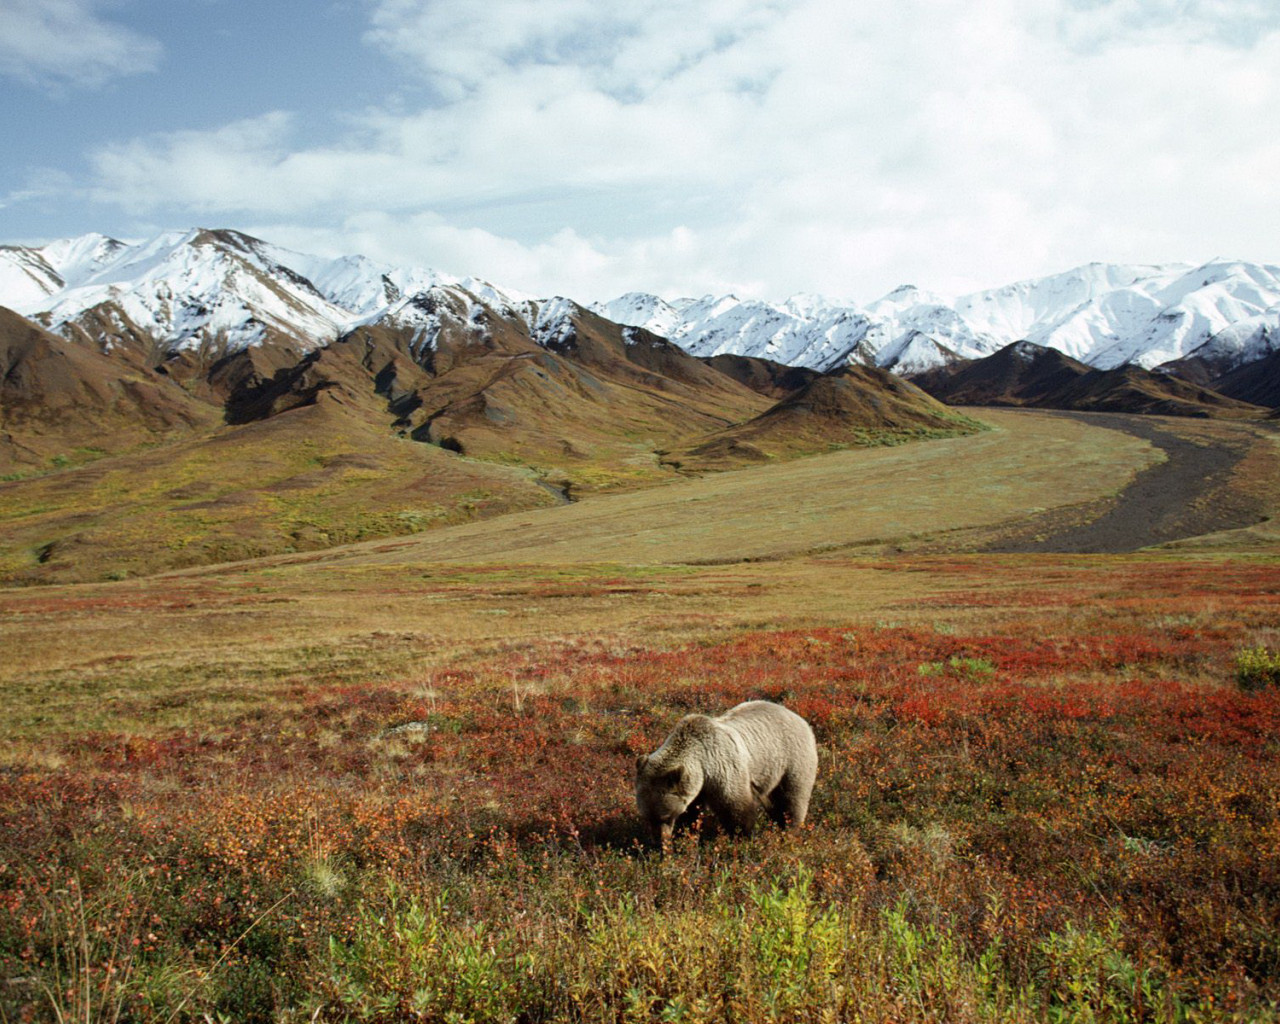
[635,755,648,773]
[661,766,685,789]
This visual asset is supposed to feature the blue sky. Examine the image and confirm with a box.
[3,2,395,211]
[2,0,1279,303]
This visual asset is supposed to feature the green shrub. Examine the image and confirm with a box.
[323,883,538,1022]
[918,656,996,682]
[1235,646,1280,691]
[1034,917,1182,1023]
[748,870,843,1017]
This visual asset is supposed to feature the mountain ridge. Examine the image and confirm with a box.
[6,231,1280,388]
[910,340,1264,419]
[595,259,1280,382]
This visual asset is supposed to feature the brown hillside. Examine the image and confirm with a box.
[663,363,983,472]
[1205,349,1280,408]
[364,301,774,493]
[911,341,1090,406]
[912,340,1265,419]
[0,305,215,472]
[701,353,822,398]
[1051,366,1264,418]
[537,303,769,405]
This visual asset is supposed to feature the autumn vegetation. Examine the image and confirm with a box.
[0,547,1277,1023]
[2,404,1279,1021]
[5,222,1280,1022]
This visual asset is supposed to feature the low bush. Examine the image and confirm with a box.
[1236,645,1280,690]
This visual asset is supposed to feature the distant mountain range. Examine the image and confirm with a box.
[0,227,1274,584]
[4,229,1278,380]
[598,260,1280,380]
[0,227,1272,458]
[0,227,971,455]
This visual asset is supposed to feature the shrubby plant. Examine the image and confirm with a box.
[1236,645,1280,690]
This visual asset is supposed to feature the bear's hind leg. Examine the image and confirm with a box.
[770,771,814,828]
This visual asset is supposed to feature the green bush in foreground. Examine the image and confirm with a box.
[316,863,1195,1024]
[1236,645,1280,690]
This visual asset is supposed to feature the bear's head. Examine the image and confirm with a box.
[634,756,699,845]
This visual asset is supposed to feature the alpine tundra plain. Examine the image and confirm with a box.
[2,398,1280,1023]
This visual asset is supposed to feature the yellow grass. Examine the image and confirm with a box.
[244,408,1158,569]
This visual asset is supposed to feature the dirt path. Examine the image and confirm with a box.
[985,411,1266,554]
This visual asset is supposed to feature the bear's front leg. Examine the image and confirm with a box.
[709,775,760,835]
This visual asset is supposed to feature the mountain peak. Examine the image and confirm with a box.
[2,230,1278,383]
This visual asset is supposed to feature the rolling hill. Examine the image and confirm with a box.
[663,364,982,472]
[911,341,1265,419]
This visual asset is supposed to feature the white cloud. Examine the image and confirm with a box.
[363,0,781,99]
[256,212,621,298]
[78,0,1280,302]
[0,0,161,89]
[1055,0,1280,49]
[88,112,413,215]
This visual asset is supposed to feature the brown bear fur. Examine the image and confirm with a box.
[634,700,817,844]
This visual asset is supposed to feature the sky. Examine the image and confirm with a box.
[1,0,1279,304]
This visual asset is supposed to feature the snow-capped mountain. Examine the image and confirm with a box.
[594,292,879,371]
[597,260,1280,375]
[264,249,444,321]
[2,229,1278,380]
[961,260,1280,370]
[0,229,357,355]
[0,229,533,359]
[0,233,122,312]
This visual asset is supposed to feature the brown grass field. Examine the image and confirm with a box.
[2,408,1279,1022]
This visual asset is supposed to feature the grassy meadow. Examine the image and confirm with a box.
[0,402,562,588]
[2,409,1279,1022]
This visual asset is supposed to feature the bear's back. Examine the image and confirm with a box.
[719,700,810,734]
[717,701,816,771]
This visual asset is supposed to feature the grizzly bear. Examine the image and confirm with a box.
[635,700,817,844]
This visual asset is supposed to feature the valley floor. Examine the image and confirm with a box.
[984,411,1279,554]
[186,407,1276,578]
